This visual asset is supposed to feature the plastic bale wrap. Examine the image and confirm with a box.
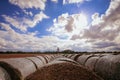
[70,54,83,61]
[85,56,100,71]
[36,56,48,64]
[76,54,94,65]
[43,55,56,62]
[0,58,36,80]
[95,55,113,80]
[110,54,120,80]
[51,57,79,65]
[25,57,45,69]
[26,58,103,80]
[0,66,11,80]
[65,54,74,58]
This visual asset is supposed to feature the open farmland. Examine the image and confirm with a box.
[0,53,45,59]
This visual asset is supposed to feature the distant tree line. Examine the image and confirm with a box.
[0,50,120,54]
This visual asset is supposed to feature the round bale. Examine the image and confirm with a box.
[85,56,101,71]
[95,55,113,80]
[26,58,103,80]
[51,57,79,65]
[36,56,48,64]
[0,58,36,80]
[110,54,120,80]
[0,66,11,80]
[43,55,56,62]
[76,54,94,65]
[70,54,83,61]
[25,57,44,69]
[65,54,75,58]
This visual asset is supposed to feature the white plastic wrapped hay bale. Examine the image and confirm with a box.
[51,57,79,65]
[110,54,120,80]
[99,53,111,57]
[76,54,94,65]
[85,56,100,71]
[0,66,11,80]
[43,55,56,62]
[26,57,103,80]
[70,54,83,61]
[94,54,113,80]
[67,54,75,58]
[36,56,49,64]
[0,58,36,80]
[25,57,44,69]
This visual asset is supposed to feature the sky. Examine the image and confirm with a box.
[0,0,120,52]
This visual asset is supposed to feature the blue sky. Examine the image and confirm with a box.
[0,0,120,52]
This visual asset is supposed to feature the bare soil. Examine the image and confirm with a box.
[0,54,52,59]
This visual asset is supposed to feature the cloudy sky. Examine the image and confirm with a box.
[0,0,120,52]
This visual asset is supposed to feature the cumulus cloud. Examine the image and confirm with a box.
[51,0,58,3]
[9,0,47,10]
[81,0,120,40]
[0,22,60,52]
[0,22,91,52]
[48,13,88,39]
[47,0,120,51]
[69,0,120,51]
[63,0,91,4]
[2,11,49,32]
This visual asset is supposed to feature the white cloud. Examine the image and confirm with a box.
[48,13,88,39]
[23,10,33,16]
[81,0,120,41]
[74,0,120,51]
[2,11,49,32]
[47,0,120,51]
[9,0,47,10]
[0,22,58,52]
[51,0,58,3]
[63,0,91,4]
[0,22,92,52]
[1,0,120,52]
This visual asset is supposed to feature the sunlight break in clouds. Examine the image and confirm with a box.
[79,0,120,51]
[48,13,88,39]
[0,0,120,52]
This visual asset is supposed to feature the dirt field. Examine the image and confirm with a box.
[0,54,47,59]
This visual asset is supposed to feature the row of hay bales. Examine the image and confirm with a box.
[0,54,60,80]
[25,57,103,80]
[63,53,120,80]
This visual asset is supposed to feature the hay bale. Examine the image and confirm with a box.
[36,56,48,64]
[65,54,74,58]
[76,54,94,65]
[110,54,120,80]
[0,66,11,80]
[43,55,56,62]
[70,54,83,61]
[0,58,36,80]
[25,57,44,69]
[51,57,79,65]
[26,58,103,80]
[85,56,100,71]
[95,55,113,80]
[99,53,111,56]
